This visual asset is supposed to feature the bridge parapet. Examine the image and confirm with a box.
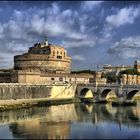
[123,84,140,88]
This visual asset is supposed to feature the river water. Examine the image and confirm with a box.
[0,100,140,139]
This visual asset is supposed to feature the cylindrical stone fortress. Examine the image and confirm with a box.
[14,38,71,73]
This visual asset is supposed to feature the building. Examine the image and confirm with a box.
[14,38,71,73]
[120,60,140,85]
[102,64,132,75]
[134,60,140,72]
[0,38,106,85]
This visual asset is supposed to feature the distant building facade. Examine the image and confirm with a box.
[102,64,132,75]
[121,60,140,85]
[121,74,140,85]
[134,60,140,73]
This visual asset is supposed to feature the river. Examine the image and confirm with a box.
[0,100,140,139]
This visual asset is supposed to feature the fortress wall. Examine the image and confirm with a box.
[0,83,76,100]
[10,71,94,84]
[11,72,41,83]
[0,84,52,100]
[49,84,76,99]
[14,58,71,73]
[19,74,40,84]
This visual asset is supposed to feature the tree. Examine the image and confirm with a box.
[101,72,117,83]
[119,69,140,75]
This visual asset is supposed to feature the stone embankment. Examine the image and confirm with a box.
[0,83,78,111]
[0,98,81,112]
[0,83,52,100]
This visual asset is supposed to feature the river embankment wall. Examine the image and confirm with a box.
[0,83,76,100]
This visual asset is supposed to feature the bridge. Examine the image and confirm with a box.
[76,83,140,103]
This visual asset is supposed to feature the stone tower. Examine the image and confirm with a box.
[134,60,140,72]
[14,38,71,73]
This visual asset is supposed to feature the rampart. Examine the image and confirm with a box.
[0,83,77,100]
[0,83,51,100]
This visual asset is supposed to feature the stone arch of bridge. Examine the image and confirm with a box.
[127,90,139,100]
[100,89,116,99]
[79,88,94,98]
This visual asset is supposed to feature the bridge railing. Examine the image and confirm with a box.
[123,84,140,88]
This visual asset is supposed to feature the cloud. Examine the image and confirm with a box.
[108,36,140,59]
[30,14,45,35]
[51,2,60,14]
[81,1,103,11]
[0,8,3,12]
[44,7,87,40]
[0,52,14,68]
[106,6,140,27]
[72,55,85,61]
[61,37,96,48]
[6,41,30,54]
[99,25,113,43]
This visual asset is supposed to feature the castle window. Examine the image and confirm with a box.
[57,56,62,59]
[59,77,63,81]
[51,77,54,80]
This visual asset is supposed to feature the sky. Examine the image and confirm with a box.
[0,1,140,70]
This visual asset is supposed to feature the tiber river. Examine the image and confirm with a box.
[1,100,140,139]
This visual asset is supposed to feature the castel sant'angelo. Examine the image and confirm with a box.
[14,38,71,73]
[0,37,106,84]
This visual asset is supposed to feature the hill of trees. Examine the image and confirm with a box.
[119,68,140,75]
[71,70,96,74]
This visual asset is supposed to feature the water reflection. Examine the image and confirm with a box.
[8,104,77,139]
[0,101,140,139]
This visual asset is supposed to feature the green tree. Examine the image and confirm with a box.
[101,72,117,83]
[119,68,140,75]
